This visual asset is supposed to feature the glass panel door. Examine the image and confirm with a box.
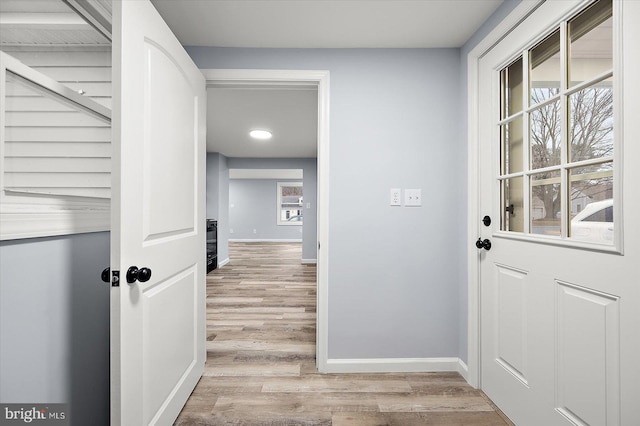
[497,0,614,245]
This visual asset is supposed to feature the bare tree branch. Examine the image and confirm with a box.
[528,86,612,219]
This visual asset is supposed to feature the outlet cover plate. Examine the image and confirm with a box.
[390,188,401,206]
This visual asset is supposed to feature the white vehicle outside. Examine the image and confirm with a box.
[570,198,613,244]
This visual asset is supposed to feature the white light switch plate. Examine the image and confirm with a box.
[405,189,422,206]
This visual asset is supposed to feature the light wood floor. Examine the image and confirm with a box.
[175,242,513,426]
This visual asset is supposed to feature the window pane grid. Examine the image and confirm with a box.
[497,111,524,126]
[500,176,524,232]
[531,170,562,236]
[568,0,612,87]
[500,57,524,120]
[497,0,614,245]
[568,161,613,243]
[516,69,614,117]
[500,116,524,175]
[525,92,562,113]
[564,70,612,97]
[529,30,561,107]
[530,99,562,170]
[569,80,613,163]
[499,157,612,180]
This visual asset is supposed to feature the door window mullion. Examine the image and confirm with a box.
[560,21,569,238]
[522,49,531,233]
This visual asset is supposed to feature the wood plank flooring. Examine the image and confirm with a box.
[175,242,513,426]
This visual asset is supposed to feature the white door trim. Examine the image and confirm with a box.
[466,0,544,388]
[200,68,330,372]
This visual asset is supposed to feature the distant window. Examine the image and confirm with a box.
[277,182,303,226]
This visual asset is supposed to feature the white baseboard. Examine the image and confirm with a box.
[324,357,462,374]
[229,238,302,243]
[457,358,469,382]
[301,258,317,264]
[217,257,230,268]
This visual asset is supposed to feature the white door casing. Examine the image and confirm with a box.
[200,69,331,373]
[111,1,206,424]
[472,0,640,425]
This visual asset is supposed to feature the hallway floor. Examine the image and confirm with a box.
[175,242,513,425]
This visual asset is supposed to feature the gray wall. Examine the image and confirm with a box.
[0,232,110,425]
[229,179,304,241]
[457,0,524,364]
[189,48,462,359]
[206,152,230,265]
[0,13,524,423]
[226,157,318,261]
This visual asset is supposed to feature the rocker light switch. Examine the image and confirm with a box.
[405,189,422,206]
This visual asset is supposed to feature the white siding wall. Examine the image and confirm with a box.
[4,48,112,107]
[1,48,112,239]
[3,48,112,199]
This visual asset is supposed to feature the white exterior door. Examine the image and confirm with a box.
[110,1,206,424]
[477,0,640,425]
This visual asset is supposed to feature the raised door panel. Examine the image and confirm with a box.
[495,265,528,385]
[142,267,198,424]
[142,41,197,241]
[556,281,619,426]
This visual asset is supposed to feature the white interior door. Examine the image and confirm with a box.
[477,0,640,425]
[110,1,206,424]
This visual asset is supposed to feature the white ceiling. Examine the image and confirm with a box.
[208,87,318,158]
[150,0,503,49]
[153,0,504,157]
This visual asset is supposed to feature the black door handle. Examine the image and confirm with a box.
[101,267,110,283]
[475,238,492,251]
[126,266,152,284]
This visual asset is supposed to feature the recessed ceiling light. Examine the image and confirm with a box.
[249,130,272,140]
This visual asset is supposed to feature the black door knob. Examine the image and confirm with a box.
[482,215,491,227]
[126,266,152,284]
[101,267,110,283]
[138,267,152,282]
[475,238,492,251]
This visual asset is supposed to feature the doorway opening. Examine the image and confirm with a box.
[202,69,330,371]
